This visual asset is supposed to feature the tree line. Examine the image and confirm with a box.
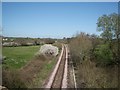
[69,13,120,67]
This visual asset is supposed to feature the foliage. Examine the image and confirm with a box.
[52,42,62,50]
[97,13,120,64]
[97,13,120,41]
[44,38,55,44]
[69,13,119,88]
[94,44,114,66]
[69,32,92,66]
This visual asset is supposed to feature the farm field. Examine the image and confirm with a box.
[2,45,60,88]
[2,46,40,69]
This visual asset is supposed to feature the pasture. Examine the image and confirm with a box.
[2,46,40,69]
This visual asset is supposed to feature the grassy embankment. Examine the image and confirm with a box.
[28,57,57,88]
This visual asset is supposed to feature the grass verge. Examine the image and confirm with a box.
[28,57,57,88]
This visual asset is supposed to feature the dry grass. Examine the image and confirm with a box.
[29,58,57,88]
[2,54,57,89]
[2,69,27,88]
[19,55,46,85]
[2,44,61,89]
[76,59,118,88]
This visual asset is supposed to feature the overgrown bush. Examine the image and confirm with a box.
[69,32,118,88]
[69,32,92,66]
[94,44,114,66]
[52,42,62,50]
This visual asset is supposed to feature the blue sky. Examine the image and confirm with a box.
[2,0,120,2]
[2,2,118,38]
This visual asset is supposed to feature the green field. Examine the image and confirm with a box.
[3,46,40,69]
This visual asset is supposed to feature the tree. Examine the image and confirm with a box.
[97,14,112,41]
[97,13,120,64]
[97,13,120,40]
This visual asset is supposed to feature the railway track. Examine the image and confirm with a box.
[45,44,68,88]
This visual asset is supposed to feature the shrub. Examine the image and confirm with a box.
[52,42,62,50]
[94,44,114,66]
[69,32,92,66]
[45,38,55,44]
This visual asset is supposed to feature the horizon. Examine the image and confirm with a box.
[2,2,118,39]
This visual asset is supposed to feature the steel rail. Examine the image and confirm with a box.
[45,44,64,88]
[61,44,68,88]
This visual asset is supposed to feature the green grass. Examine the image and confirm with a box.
[3,46,40,69]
